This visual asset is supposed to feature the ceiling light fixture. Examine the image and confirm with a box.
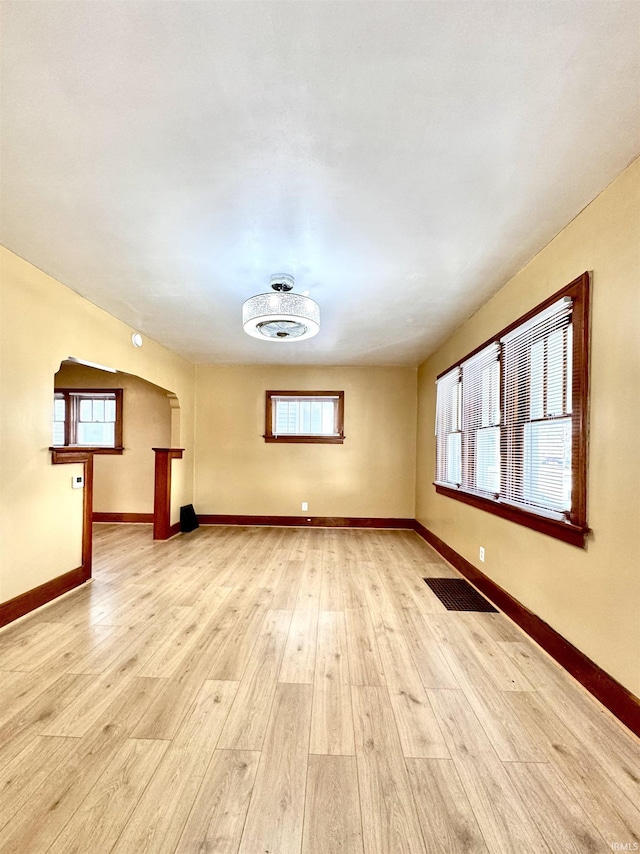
[242,275,320,341]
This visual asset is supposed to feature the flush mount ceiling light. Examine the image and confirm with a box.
[242,275,320,341]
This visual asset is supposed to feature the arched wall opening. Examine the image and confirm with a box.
[53,359,179,521]
[0,247,195,628]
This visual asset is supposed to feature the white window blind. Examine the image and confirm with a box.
[272,395,339,437]
[501,296,573,517]
[460,342,500,495]
[435,367,461,485]
[52,394,66,446]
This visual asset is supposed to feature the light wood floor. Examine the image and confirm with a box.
[1,524,639,853]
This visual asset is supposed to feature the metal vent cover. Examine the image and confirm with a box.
[423,578,497,612]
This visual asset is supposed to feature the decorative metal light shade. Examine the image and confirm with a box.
[242,275,320,341]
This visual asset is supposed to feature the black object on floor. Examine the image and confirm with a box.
[423,577,497,612]
[180,504,199,533]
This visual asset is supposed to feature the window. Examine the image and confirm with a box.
[435,272,589,546]
[52,389,123,452]
[265,391,344,443]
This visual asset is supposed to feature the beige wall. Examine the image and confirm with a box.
[54,363,172,514]
[416,158,640,696]
[3,160,638,699]
[0,247,195,603]
[195,365,417,519]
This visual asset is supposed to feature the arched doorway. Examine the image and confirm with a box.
[51,358,181,578]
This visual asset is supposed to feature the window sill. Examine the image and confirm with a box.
[50,445,124,456]
[264,435,345,444]
[434,483,589,548]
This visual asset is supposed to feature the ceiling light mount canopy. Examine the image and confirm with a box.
[269,274,294,292]
[243,275,320,342]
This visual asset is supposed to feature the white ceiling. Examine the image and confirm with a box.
[1,2,638,366]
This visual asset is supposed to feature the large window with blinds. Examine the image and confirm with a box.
[264,391,345,443]
[435,272,590,546]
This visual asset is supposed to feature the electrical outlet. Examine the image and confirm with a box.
[301,502,308,512]
[479,546,485,563]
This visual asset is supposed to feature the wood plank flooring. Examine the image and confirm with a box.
[1,524,639,853]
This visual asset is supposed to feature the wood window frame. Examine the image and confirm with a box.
[434,272,590,548]
[264,390,345,444]
[53,388,124,454]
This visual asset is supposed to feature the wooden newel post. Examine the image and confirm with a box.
[152,448,184,540]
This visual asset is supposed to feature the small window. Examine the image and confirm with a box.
[434,272,589,547]
[265,391,344,443]
[52,389,123,451]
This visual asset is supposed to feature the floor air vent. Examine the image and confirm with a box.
[423,578,497,612]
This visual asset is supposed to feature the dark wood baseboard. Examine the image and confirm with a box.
[93,512,154,523]
[412,520,640,738]
[0,566,87,629]
[168,522,182,538]
[198,515,415,529]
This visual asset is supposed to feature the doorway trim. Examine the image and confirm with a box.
[0,448,93,628]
